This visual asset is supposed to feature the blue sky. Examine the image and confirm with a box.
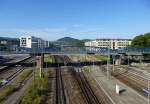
[0,0,150,40]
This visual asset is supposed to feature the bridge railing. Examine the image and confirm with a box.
[1,47,150,55]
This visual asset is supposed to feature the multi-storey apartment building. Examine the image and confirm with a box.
[85,39,132,49]
[20,36,49,48]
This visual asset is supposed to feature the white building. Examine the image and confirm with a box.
[20,36,49,48]
[85,39,132,49]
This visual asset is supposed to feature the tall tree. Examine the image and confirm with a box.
[131,33,150,48]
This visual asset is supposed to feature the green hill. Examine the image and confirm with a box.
[55,37,85,47]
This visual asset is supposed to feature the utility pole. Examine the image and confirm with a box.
[40,51,42,78]
[40,43,44,78]
[33,47,36,98]
[107,47,110,79]
[128,53,130,66]
[112,55,115,72]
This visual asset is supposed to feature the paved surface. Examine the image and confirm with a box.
[89,66,148,104]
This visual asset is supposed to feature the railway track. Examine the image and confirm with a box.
[76,69,101,104]
[2,70,34,104]
[65,55,102,103]
[0,57,34,87]
[56,67,66,104]
[53,55,112,104]
[0,57,34,74]
[112,67,149,97]
[84,69,115,104]
[53,55,67,104]
[0,57,35,104]
[63,55,101,103]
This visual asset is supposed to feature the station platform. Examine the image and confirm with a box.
[90,66,147,104]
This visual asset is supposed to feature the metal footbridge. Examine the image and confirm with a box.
[1,46,150,55]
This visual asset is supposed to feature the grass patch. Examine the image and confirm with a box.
[0,85,16,102]
[94,54,107,61]
[44,54,52,63]
[0,69,33,103]
[83,67,93,72]
[12,69,33,85]
[20,70,51,104]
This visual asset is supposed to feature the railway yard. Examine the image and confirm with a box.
[0,54,150,104]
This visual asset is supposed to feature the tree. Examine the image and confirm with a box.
[131,33,150,48]
[75,41,85,47]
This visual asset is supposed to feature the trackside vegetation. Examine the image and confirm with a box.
[0,85,15,102]
[12,69,33,85]
[44,54,53,63]
[0,69,33,103]
[131,32,150,48]
[94,54,107,61]
[20,70,51,104]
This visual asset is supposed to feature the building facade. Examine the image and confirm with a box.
[20,36,49,48]
[85,39,132,49]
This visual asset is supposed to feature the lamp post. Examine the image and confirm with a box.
[40,41,44,78]
[33,46,36,98]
